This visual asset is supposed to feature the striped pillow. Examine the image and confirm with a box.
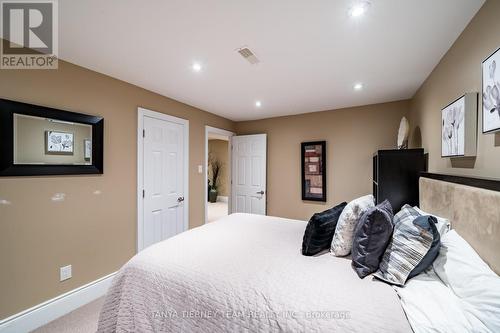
[374,205,434,286]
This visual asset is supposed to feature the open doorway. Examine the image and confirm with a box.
[205,126,234,223]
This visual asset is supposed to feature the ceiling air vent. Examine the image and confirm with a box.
[237,47,260,65]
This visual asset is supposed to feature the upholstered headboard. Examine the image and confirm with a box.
[419,173,500,274]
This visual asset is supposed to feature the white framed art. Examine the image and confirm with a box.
[441,93,477,158]
[84,139,92,160]
[45,131,74,155]
[482,47,500,133]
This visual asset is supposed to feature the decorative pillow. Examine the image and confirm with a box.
[301,202,347,256]
[413,206,450,236]
[407,216,440,279]
[351,200,394,278]
[374,205,440,286]
[393,204,421,225]
[330,194,374,256]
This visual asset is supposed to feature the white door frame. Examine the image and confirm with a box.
[205,125,234,224]
[137,107,189,252]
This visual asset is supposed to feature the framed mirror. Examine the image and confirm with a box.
[0,98,103,176]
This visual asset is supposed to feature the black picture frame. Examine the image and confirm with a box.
[301,141,326,202]
[0,98,104,176]
[482,46,500,134]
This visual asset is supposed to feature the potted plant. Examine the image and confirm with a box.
[208,155,222,203]
[207,179,211,202]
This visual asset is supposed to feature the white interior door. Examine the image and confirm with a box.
[138,109,188,251]
[231,134,267,215]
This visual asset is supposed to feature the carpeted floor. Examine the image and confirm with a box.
[31,297,104,333]
[207,201,228,223]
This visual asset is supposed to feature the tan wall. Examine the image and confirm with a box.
[3,0,499,319]
[208,139,229,197]
[0,58,234,319]
[14,114,92,165]
[235,100,409,221]
[408,0,500,178]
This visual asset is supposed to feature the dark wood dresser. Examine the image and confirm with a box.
[373,149,427,213]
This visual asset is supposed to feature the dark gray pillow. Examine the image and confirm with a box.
[302,202,347,256]
[408,215,441,279]
[351,200,394,278]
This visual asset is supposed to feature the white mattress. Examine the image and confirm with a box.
[98,213,411,332]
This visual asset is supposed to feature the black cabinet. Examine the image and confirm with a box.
[373,149,427,213]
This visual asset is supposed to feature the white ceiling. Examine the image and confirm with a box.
[59,0,484,121]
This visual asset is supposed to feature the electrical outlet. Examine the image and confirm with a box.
[60,265,72,282]
[198,165,203,174]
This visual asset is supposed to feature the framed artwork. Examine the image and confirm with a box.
[45,131,74,155]
[84,139,92,160]
[441,93,477,158]
[441,96,465,157]
[301,141,326,202]
[482,47,500,133]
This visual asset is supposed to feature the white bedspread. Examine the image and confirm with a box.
[98,213,411,332]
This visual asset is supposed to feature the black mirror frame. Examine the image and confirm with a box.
[0,98,104,176]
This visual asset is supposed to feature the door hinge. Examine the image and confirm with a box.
[143,129,145,138]
[142,189,145,198]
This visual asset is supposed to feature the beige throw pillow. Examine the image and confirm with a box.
[330,194,375,256]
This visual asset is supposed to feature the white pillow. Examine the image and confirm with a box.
[395,269,489,333]
[330,194,374,256]
[413,206,450,236]
[433,230,500,333]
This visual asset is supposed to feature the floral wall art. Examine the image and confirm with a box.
[45,130,74,155]
[84,139,92,161]
[441,93,477,158]
[482,47,500,133]
[442,96,465,157]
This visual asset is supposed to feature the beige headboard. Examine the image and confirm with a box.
[419,174,500,274]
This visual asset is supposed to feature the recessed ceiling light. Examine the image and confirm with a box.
[255,101,262,108]
[192,62,202,72]
[354,83,363,91]
[349,1,370,18]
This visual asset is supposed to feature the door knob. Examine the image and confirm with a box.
[256,190,265,195]
[177,196,184,203]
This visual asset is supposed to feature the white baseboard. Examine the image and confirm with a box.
[0,271,117,333]
[217,196,228,202]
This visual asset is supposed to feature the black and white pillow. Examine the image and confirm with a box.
[413,206,450,236]
[302,202,347,256]
[374,205,440,286]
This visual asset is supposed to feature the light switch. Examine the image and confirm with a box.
[60,265,72,281]
[198,165,203,174]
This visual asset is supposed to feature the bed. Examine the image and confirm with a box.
[98,213,411,332]
[98,173,500,333]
